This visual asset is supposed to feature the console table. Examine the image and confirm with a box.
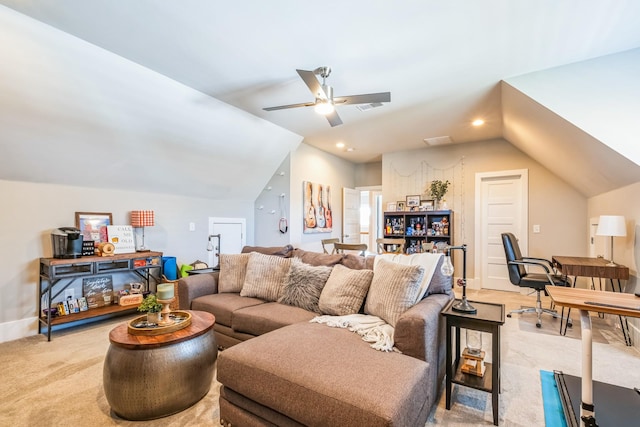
[38,251,163,341]
[442,299,505,425]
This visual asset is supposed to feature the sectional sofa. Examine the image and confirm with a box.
[177,245,453,426]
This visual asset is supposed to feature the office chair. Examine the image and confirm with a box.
[501,233,572,329]
[376,238,405,254]
[334,242,368,256]
[321,238,340,254]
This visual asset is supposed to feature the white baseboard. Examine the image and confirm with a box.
[0,317,38,344]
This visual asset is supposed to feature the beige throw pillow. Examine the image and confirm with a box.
[318,264,374,315]
[365,258,425,326]
[218,253,250,293]
[278,258,333,313]
[240,252,291,301]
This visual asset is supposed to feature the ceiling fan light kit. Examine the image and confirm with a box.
[264,66,391,127]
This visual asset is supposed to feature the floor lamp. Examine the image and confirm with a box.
[596,215,626,266]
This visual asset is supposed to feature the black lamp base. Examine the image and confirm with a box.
[452,297,477,314]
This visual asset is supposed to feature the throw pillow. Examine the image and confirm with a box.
[292,248,343,267]
[365,258,425,327]
[278,258,333,313]
[241,245,294,257]
[240,252,292,301]
[218,253,250,293]
[318,264,374,316]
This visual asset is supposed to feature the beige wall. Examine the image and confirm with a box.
[588,182,640,348]
[0,179,254,342]
[383,138,587,280]
[355,161,382,187]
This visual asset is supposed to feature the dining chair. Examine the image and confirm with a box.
[333,242,368,256]
[321,238,340,254]
[375,238,405,254]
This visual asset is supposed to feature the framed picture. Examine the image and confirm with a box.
[386,202,397,212]
[406,195,421,207]
[397,201,406,211]
[75,212,112,244]
[303,181,332,234]
[421,199,435,211]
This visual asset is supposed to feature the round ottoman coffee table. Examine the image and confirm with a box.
[103,310,217,420]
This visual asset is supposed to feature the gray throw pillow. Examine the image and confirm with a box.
[318,264,374,316]
[365,258,425,326]
[218,253,250,293]
[240,252,291,301]
[278,258,333,313]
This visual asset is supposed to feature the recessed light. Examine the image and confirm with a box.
[472,119,485,126]
[336,142,345,148]
[346,147,355,152]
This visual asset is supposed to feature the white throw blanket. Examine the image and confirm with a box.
[310,314,397,352]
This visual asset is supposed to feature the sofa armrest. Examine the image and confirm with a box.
[177,272,219,310]
[394,293,453,362]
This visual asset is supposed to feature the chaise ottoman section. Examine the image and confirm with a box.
[218,322,434,427]
[231,302,317,336]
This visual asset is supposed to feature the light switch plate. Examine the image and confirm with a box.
[189,222,196,231]
[533,224,541,233]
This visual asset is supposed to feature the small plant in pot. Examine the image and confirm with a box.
[138,294,163,324]
[428,180,450,209]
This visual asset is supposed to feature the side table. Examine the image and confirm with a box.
[103,310,217,420]
[441,299,505,426]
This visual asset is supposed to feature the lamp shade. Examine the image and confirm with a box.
[596,215,626,237]
[130,210,155,228]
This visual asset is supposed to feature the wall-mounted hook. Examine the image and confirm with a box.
[269,210,276,214]
[280,193,286,198]
[279,171,285,176]
[266,186,272,191]
[257,205,264,210]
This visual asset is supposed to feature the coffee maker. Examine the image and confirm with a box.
[51,227,84,259]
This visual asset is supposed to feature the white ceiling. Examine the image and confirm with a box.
[3,0,640,167]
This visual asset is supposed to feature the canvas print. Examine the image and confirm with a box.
[303,181,332,234]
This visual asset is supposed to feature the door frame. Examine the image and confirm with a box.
[474,169,528,290]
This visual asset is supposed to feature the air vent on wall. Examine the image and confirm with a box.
[356,102,384,112]
[423,136,453,146]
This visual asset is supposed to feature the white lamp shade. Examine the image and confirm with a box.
[596,215,626,237]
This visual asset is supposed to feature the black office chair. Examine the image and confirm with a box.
[501,233,572,329]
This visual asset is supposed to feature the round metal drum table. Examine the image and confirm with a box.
[103,310,217,420]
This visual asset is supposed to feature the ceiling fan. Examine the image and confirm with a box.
[263,66,391,127]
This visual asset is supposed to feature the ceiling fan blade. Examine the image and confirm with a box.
[326,110,343,127]
[334,92,391,105]
[297,69,328,100]
[263,101,316,111]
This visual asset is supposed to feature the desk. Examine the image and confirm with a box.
[552,256,631,344]
[442,299,505,425]
[546,286,640,426]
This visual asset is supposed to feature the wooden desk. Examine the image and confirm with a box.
[552,256,631,344]
[546,286,640,426]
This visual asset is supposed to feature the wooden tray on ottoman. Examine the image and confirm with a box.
[127,310,192,336]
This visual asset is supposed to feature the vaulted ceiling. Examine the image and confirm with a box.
[2,1,640,199]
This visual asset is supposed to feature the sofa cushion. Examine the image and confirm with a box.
[218,253,250,293]
[426,255,452,295]
[340,254,375,270]
[365,258,425,327]
[278,258,332,313]
[240,252,291,301]
[191,293,264,327]
[291,248,343,267]
[242,244,294,257]
[375,252,447,300]
[318,264,374,315]
[217,322,432,427]
[231,302,316,336]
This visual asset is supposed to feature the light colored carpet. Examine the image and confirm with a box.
[1,289,638,427]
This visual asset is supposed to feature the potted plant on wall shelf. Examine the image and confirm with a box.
[428,180,450,210]
[138,294,163,324]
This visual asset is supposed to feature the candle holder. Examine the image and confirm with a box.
[156,298,175,326]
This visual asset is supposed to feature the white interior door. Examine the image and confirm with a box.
[208,217,246,267]
[342,188,360,244]
[589,217,607,258]
[475,170,528,292]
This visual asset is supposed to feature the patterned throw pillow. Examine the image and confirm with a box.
[240,252,292,301]
[278,258,333,313]
[365,258,425,327]
[318,264,374,316]
[218,253,250,293]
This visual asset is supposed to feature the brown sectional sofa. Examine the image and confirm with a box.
[177,245,453,427]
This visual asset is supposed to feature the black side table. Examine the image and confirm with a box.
[441,299,505,426]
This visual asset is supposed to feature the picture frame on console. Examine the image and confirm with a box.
[75,212,112,244]
[406,195,420,207]
[396,201,406,211]
[421,200,435,211]
[386,202,397,212]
